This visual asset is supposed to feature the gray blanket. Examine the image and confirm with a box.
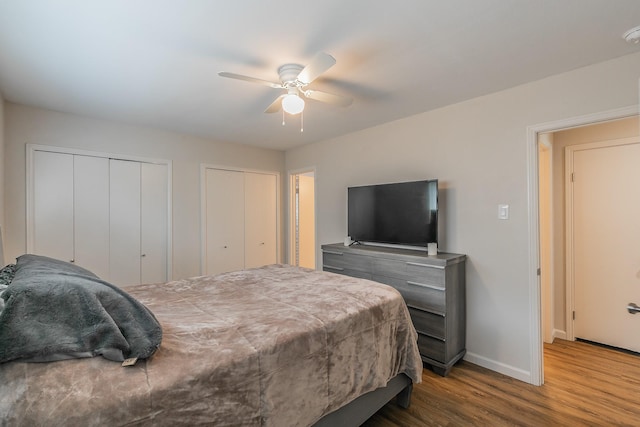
[0,254,162,363]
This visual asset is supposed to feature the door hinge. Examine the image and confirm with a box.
[573,311,576,320]
[537,267,541,276]
[571,172,574,182]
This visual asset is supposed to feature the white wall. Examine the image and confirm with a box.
[4,103,285,279]
[285,52,640,382]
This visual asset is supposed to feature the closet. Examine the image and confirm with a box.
[28,146,171,286]
[203,167,278,275]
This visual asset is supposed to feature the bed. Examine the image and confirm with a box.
[0,255,422,426]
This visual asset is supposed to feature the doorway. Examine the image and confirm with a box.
[289,169,316,269]
[566,137,640,352]
[529,110,640,385]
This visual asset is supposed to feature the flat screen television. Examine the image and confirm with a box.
[348,179,438,248]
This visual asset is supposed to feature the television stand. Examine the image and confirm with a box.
[321,243,466,376]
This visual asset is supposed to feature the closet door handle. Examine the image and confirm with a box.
[141,254,146,257]
[628,302,640,314]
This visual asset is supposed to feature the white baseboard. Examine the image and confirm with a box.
[552,329,567,341]
[464,352,533,384]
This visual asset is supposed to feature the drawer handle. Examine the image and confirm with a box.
[407,281,445,291]
[417,331,446,342]
[407,304,445,317]
[406,261,445,270]
[324,265,345,271]
[323,250,344,256]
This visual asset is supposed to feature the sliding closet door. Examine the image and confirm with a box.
[110,160,142,286]
[203,167,278,275]
[141,162,168,284]
[73,155,110,280]
[32,152,110,277]
[244,172,277,269]
[32,151,74,262]
[29,146,172,286]
[204,168,245,275]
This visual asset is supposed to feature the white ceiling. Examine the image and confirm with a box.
[0,1,639,151]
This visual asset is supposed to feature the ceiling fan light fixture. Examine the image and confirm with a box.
[623,25,640,44]
[282,92,305,115]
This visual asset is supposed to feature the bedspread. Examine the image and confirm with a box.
[0,264,422,426]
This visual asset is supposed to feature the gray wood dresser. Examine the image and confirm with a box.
[321,243,466,376]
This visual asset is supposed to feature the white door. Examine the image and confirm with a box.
[244,172,277,269]
[570,138,640,352]
[110,159,142,286]
[141,162,168,284]
[205,168,245,275]
[32,151,74,262]
[74,155,110,279]
[28,146,171,285]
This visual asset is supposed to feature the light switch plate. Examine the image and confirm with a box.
[498,204,509,220]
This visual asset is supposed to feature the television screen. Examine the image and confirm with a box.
[348,180,438,247]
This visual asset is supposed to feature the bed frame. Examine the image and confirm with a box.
[313,373,413,426]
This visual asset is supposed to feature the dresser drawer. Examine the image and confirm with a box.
[374,275,445,314]
[372,258,408,278]
[417,333,445,362]
[372,258,445,286]
[322,250,371,273]
[323,266,372,280]
[408,307,445,339]
[406,261,445,286]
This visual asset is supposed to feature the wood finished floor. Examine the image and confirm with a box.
[362,339,640,426]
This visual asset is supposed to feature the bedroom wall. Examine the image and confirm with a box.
[4,103,286,280]
[285,51,640,383]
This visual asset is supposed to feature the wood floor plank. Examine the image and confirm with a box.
[362,339,640,426]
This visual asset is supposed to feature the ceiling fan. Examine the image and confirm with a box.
[218,52,353,117]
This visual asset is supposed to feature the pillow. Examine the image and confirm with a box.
[0,263,16,287]
[0,264,17,314]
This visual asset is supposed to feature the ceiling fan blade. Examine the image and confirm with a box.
[304,90,352,107]
[264,95,284,113]
[218,72,282,89]
[297,52,336,85]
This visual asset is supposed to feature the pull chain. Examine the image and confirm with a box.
[281,109,304,132]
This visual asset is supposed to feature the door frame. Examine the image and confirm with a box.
[287,167,317,269]
[538,136,553,345]
[200,164,281,275]
[564,136,640,342]
[26,144,173,280]
[526,104,639,386]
